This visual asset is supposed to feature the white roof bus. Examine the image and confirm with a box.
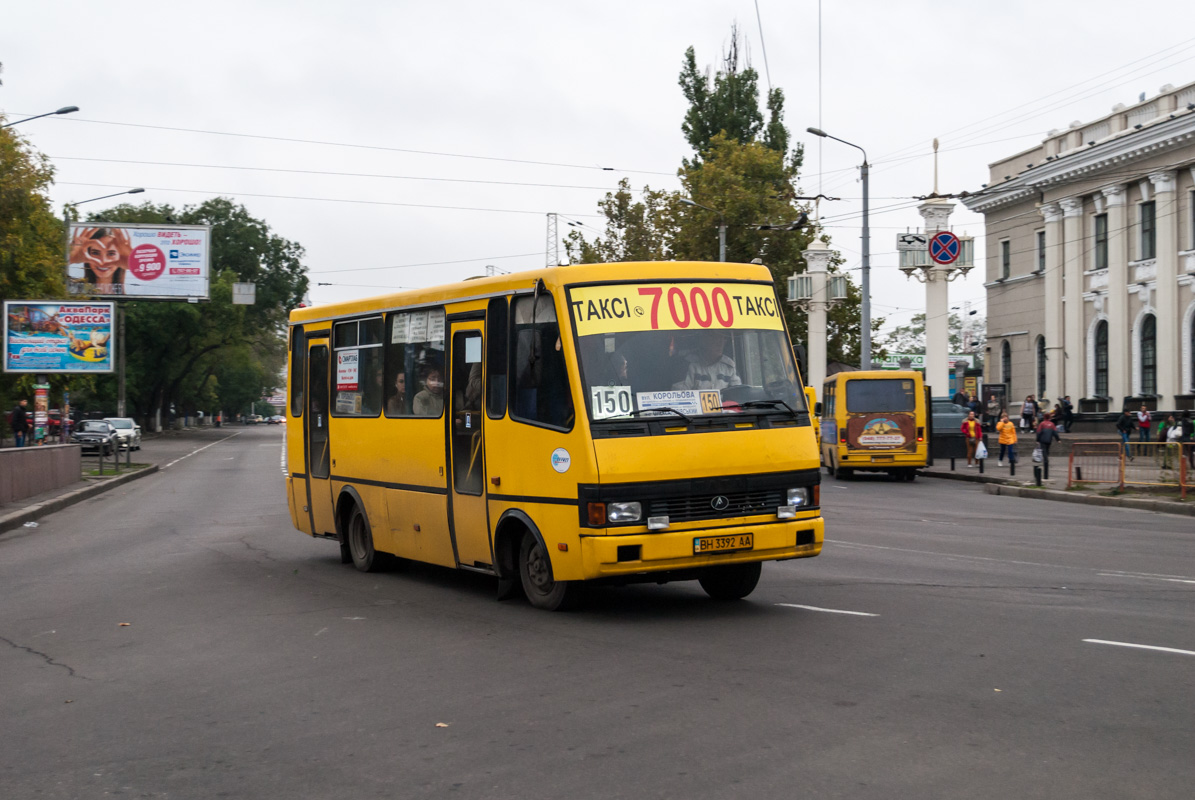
[285,261,823,610]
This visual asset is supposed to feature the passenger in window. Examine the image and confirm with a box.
[386,372,407,416]
[672,330,742,391]
[414,366,445,417]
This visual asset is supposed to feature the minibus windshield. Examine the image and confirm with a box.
[568,281,803,422]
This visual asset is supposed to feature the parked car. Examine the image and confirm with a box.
[931,398,970,434]
[71,419,118,456]
[268,415,284,425]
[104,417,142,451]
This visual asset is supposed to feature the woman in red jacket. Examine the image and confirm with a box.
[961,411,984,467]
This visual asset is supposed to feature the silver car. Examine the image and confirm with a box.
[104,417,142,451]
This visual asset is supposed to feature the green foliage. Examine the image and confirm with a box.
[79,199,305,423]
[879,312,986,366]
[565,33,875,366]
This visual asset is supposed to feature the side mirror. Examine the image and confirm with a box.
[814,402,823,416]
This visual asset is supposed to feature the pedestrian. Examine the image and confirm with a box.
[10,398,29,448]
[1060,395,1075,433]
[1160,413,1180,470]
[961,410,984,467]
[952,389,968,407]
[1115,408,1137,460]
[1136,404,1152,442]
[1020,395,1038,431]
[1036,412,1061,470]
[995,411,1018,467]
[1180,410,1195,470]
[967,394,982,417]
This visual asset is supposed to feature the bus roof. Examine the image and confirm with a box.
[825,370,924,383]
[289,260,777,325]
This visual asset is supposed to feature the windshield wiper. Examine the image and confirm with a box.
[614,407,694,424]
[738,399,802,418]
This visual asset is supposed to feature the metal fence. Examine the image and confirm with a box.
[1068,441,1193,498]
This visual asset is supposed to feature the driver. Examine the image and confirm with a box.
[671,330,741,391]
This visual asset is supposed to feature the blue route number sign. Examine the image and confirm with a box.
[928,231,961,265]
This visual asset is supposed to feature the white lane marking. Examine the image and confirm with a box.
[314,627,328,637]
[161,431,243,469]
[1098,573,1195,585]
[1083,639,1195,657]
[776,603,879,617]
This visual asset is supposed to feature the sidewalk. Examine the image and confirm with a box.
[919,437,1194,518]
[0,427,213,535]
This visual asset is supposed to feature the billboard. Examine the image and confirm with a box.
[67,222,211,300]
[4,301,115,373]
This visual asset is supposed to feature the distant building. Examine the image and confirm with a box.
[962,81,1195,413]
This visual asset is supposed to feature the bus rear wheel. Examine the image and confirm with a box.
[347,505,384,573]
[518,533,575,611]
[698,562,762,601]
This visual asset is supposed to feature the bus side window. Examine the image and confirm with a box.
[486,297,508,418]
[510,292,574,430]
[290,326,306,418]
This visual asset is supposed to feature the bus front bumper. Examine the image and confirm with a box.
[579,517,823,579]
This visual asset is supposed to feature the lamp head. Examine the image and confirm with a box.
[806,127,827,137]
[128,188,145,195]
[55,106,79,115]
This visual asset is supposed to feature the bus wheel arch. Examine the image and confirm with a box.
[493,510,542,600]
[494,509,575,611]
[337,487,394,573]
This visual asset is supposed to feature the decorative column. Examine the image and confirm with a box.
[1040,202,1064,405]
[1150,170,1179,406]
[797,240,836,391]
[1061,196,1085,408]
[919,199,954,395]
[1102,185,1129,403]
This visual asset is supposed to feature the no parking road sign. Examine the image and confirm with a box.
[929,231,961,265]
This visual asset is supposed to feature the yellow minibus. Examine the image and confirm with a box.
[819,370,928,481]
[286,261,823,610]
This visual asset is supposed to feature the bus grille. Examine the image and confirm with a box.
[646,490,786,523]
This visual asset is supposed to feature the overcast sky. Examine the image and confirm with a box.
[3,0,1192,340]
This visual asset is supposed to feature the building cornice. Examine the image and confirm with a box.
[962,110,1195,214]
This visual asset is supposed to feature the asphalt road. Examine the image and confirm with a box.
[2,426,1192,799]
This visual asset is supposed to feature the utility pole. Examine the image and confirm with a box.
[545,213,559,267]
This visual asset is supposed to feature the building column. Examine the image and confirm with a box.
[1150,171,1179,406]
[1102,185,1129,404]
[1040,202,1064,405]
[1061,196,1085,410]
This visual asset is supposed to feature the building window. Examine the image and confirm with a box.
[1000,240,1011,279]
[1035,336,1046,398]
[1036,230,1046,272]
[1001,340,1011,385]
[1094,321,1108,397]
[1140,201,1156,260]
[1140,314,1157,396]
[1094,213,1108,271]
[1189,190,1195,250]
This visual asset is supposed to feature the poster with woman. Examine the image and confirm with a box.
[67,222,211,300]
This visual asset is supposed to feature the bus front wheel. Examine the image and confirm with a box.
[698,562,762,601]
[518,533,575,611]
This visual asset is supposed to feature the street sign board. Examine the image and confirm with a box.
[896,233,929,251]
[929,231,961,265]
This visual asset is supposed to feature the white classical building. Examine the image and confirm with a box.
[963,81,1195,413]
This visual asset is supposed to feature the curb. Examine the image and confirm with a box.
[982,482,1195,517]
[0,465,160,535]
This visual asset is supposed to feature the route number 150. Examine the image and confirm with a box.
[590,386,633,420]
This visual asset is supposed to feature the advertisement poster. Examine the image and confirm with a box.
[34,383,49,442]
[67,222,211,300]
[846,413,916,451]
[337,349,360,391]
[4,301,115,373]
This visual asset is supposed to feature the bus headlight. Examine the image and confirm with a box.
[607,501,642,523]
[787,487,813,507]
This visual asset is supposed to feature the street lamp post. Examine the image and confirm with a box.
[807,127,871,370]
[2,105,79,129]
[679,197,726,262]
[67,188,147,418]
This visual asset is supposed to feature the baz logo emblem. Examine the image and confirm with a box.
[710,495,730,511]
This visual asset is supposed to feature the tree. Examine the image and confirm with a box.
[0,114,74,423]
[82,199,306,426]
[565,33,876,365]
[879,312,986,366]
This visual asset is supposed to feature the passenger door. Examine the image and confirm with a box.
[307,342,337,536]
[447,323,491,569]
